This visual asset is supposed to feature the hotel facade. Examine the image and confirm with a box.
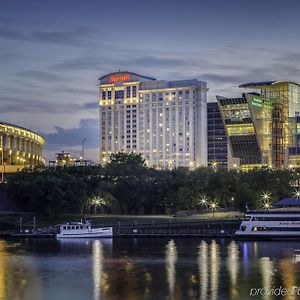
[99,71,208,169]
[217,81,300,170]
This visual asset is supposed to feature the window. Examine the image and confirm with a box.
[115,90,124,99]
[108,91,112,99]
[132,86,137,97]
[126,86,131,98]
[102,91,106,100]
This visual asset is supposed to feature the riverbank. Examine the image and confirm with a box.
[1,217,241,239]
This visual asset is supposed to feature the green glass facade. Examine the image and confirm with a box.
[217,81,300,170]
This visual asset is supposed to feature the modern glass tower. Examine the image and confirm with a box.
[217,81,300,170]
[99,71,208,169]
[207,102,228,168]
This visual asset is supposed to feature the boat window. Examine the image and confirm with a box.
[63,226,66,230]
[71,226,75,230]
[241,225,247,231]
[252,227,257,231]
[252,217,300,221]
[67,226,70,230]
[244,216,251,221]
[80,225,83,229]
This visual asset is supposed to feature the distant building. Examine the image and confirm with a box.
[49,151,95,167]
[207,102,228,169]
[0,121,45,177]
[99,71,208,169]
[49,151,75,167]
[217,81,300,170]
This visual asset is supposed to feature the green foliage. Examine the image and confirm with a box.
[5,153,300,219]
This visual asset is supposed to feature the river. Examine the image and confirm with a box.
[0,238,300,300]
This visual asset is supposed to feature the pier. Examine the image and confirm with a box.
[1,219,240,238]
[112,219,240,238]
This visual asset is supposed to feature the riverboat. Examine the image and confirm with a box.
[57,221,113,238]
[235,210,300,239]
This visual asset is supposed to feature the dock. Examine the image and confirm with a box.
[2,219,241,239]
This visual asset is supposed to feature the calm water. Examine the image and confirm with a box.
[1,238,300,300]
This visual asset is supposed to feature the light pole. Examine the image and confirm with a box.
[209,201,218,218]
[81,138,87,166]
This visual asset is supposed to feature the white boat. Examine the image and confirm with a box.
[57,221,113,238]
[235,209,300,239]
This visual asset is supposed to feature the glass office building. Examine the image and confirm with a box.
[207,102,228,168]
[217,81,300,170]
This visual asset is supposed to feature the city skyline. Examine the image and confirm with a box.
[1,0,300,161]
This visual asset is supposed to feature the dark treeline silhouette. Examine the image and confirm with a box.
[4,153,299,219]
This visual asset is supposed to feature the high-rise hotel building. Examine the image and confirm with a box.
[99,71,208,169]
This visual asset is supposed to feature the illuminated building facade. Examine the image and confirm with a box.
[217,81,300,170]
[48,151,95,167]
[207,102,228,168]
[0,122,45,175]
[99,71,208,169]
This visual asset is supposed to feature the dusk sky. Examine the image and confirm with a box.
[1,0,300,161]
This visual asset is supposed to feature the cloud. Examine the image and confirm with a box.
[0,95,97,114]
[83,101,99,109]
[15,70,63,82]
[200,73,244,84]
[118,55,209,68]
[54,86,97,96]
[0,25,96,46]
[43,118,99,151]
[32,27,94,45]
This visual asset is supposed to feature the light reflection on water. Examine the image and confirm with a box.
[165,239,178,298]
[1,238,300,299]
[93,240,103,300]
[198,240,208,300]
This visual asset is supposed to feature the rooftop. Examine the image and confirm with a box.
[239,80,300,89]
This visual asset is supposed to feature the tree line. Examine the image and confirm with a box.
[3,152,299,219]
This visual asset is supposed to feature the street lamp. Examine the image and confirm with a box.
[81,138,87,166]
[209,201,218,218]
[261,191,271,210]
[211,161,217,172]
[199,195,208,207]
[261,192,271,202]
[294,190,300,199]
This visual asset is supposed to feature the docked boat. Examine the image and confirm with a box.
[235,209,300,240]
[57,221,113,238]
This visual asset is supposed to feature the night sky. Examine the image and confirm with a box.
[1,0,300,161]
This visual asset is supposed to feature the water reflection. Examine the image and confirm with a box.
[0,240,7,299]
[2,238,300,299]
[165,239,178,298]
[197,240,220,300]
[227,241,239,299]
[260,257,274,300]
[280,257,296,300]
[210,240,220,300]
[93,240,104,300]
[198,241,208,300]
[0,239,42,300]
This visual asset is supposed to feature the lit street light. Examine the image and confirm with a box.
[263,202,271,210]
[294,190,300,199]
[209,201,218,218]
